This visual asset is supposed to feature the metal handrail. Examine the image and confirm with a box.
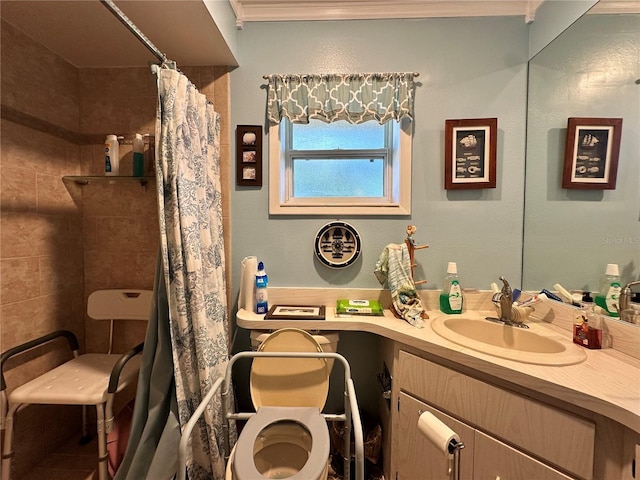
[0,330,79,391]
[177,377,224,480]
[178,351,365,480]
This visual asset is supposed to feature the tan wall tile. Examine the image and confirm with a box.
[0,21,79,133]
[220,143,231,217]
[39,253,84,298]
[82,216,98,251]
[1,165,37,213]
[81,181,157,217]
[78,68,156,136]
[0,120,80,176]
[213,67,231,145]
[94,216,151,253]
[83,251,156,294]
[198,66,217,98]
[0,19,91,476]
[1,295,77,349]
[1,213,65,258]
[85,317,148,355]
[180,67,201,88]
[36,173,79,214]
[81,144,107,176]
[0,257,40,305]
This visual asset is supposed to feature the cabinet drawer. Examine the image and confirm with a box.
[397,392,475,480]
[398,350,594,479]
[474,431,575,480]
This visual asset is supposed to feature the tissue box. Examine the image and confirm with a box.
[336,299,384,316]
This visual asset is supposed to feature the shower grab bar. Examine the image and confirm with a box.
[177,351,364,480]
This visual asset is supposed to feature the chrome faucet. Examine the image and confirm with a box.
[498,276,513,323]
[486,276,529,328]
[619,280,640,312]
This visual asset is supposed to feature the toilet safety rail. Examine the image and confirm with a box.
[177,351,364,480]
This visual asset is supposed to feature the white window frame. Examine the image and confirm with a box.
[268,118,412,215]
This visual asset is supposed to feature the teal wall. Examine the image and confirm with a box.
[230,17,529,301]
[204,0,240,64]
[528,0,597,59]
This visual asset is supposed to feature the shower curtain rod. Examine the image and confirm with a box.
[100,0,175,67]
[262,72,420,79]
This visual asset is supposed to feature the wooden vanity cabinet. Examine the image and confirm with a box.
[390,349,596,480]
[398,392,574,480]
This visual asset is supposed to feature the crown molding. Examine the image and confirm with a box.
[236,1,534,22]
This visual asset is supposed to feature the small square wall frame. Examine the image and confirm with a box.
[236,125,262,187]
[562,117,622,190]
[444,118,497,190]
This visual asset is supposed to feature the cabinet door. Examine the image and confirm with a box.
[474,431,575,480]
[397,392,475,480]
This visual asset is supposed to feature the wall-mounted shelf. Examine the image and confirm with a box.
[63,175,155,187]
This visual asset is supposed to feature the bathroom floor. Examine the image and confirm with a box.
[22,436,97,480]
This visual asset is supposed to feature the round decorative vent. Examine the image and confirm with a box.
[314,221,361,269]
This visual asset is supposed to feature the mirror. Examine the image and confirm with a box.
[523,3,640,323]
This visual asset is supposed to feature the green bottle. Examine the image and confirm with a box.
[594,263,621,317]
[440,262,463,314]
[133,133,145,177]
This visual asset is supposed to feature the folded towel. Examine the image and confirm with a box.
[374,243,426,328]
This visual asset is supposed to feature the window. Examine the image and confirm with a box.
[265,72,416,215]
[269,118,412,215]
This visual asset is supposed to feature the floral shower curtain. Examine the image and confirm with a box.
[115,67,230,480]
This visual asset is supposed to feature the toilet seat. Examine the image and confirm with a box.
[250,329,330,409]
[232,406,330,480]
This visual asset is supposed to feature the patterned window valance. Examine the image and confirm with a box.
[266,72,416,125]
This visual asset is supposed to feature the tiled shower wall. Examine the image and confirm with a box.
[1,20,85,477]
[1,19,231,477]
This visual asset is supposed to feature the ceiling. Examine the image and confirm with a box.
[0,0,636,68]
[0,1,236,67]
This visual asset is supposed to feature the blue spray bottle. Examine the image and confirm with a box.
[255,261,269,314]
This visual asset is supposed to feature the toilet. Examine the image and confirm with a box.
[226,329,337,479]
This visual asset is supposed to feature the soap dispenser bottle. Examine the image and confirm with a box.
[440,262,463,314]
[595,263,621,317]
[255,261,269,314]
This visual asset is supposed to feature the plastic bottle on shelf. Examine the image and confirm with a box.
[439,262,463,314]
[255,261,269,314]
[104,134,120,176]
[133,133,145,177]
[594,263,621,317]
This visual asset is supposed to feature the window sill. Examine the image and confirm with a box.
[268,203,410,216]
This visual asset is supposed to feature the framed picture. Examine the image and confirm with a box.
[445,118,497,190]
[236,125,262,186]
[264,305,326,320]
[562,117,622,189]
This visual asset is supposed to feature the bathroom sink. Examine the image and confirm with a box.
[431,316,586,366]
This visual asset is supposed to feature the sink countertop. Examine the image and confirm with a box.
[236,306,640,434]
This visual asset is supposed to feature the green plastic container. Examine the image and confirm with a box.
[336,299,383,315]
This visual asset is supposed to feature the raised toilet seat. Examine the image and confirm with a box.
[177,327,364,480]
[230,328,331,480]
[231,406,330,480]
